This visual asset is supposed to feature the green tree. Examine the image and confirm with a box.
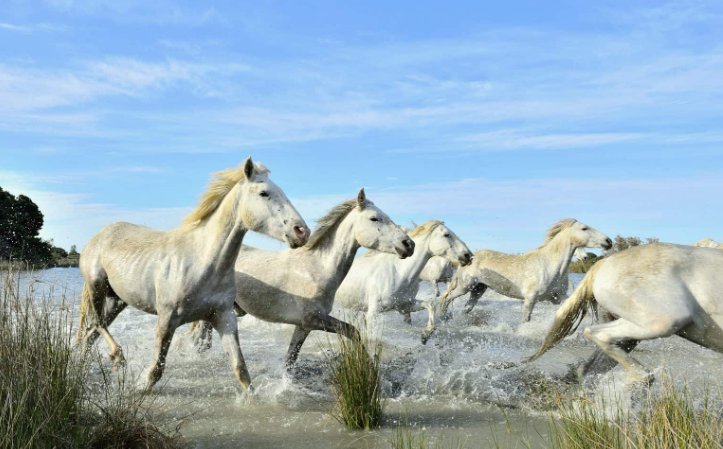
[0,187,53,265]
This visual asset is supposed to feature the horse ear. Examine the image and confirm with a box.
[357,188,366,209]
[243,157,254,180]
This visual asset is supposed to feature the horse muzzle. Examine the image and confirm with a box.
[396,238,415,258]
[287,224,310,248]
[458,251,473,266]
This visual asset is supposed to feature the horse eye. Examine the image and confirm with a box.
[443,233,450,238]
[259,191,270,198]
[370,217,379,222]
[581,227,589,231]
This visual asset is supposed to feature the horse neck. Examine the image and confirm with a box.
[536,231,577,278]
[396,233,435,282]
[310,216,360,289]
[191,184,247,275]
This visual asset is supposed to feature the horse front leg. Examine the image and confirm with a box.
[147,312,180,391]
[521,293,541,323]
[439,274,471,321]
[303,313,361,342]
[431,281,441,297]
[420,300,437,345]
[284,326,311,369]
[463,283,487,314]
[212,308,253,393]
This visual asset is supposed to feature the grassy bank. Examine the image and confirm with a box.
[0,269,183,449]
[549,380,723,449]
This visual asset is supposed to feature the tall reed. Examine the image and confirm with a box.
[0,268,184,449]
[326,324,384,430]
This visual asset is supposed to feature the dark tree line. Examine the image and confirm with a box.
[569,235,660,273]
[0,187,76,266]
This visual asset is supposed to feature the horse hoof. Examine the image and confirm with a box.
[110,350,126,371]
[628,371,655,387]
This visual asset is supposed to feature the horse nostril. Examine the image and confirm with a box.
[403,239,413,249]
[293,225,307,240]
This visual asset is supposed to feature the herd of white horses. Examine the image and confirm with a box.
[76,158,723,395]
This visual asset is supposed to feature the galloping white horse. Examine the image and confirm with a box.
[335,221,472,343]
[419,256,456,297]
[440,219,611,323]
[694,238,722,249]
[190,189,414,368]
[77,158,309,392]
[528,243,723,384]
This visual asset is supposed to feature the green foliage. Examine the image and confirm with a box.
[570,236,661,272]
[568,252,602,273]
[326,326,384,430]
[0,187,53,266]
[611,235,660,253]
[0,269,185,449]
[550,380,723,449]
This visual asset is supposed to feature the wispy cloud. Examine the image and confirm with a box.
[3,1,723,152]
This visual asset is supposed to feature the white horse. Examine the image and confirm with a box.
[335,220,473,343]
[440,219,611,323]
[419,256,456,297]
[694,238,722,249]
[528,243,723,384]
[77,158,309,392]
[190,189,414,368]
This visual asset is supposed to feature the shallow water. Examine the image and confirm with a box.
[7,268,722,448]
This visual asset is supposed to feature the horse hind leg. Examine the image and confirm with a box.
[576,341,639,382]
[209,309,252,393]
[80,279,126,368]
[583,318,682,385]
[191,305,247,353]
[190,320,215,353]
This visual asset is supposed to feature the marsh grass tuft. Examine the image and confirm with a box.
[390,420,468,449]
[326,323,384,430]
[390,423,429,449]
[550,377,723,449]
[0,267,184,449]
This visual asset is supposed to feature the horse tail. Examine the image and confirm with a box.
[526,261,603,363]
[77,282,93,342]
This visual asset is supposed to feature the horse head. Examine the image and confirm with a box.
[237,157,309,248]
[352,188,414,258]
[417,221,473,266]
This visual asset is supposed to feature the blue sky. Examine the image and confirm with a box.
[1,0,721,252]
